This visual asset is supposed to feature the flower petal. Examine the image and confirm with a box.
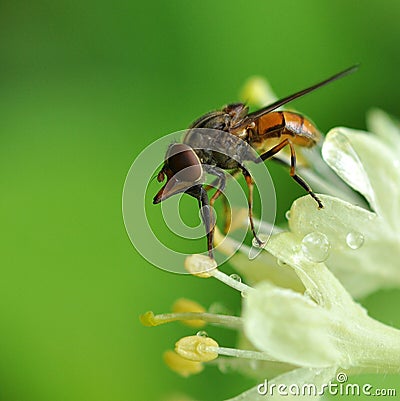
[367,108,400,153]
[322,128,376,210]
[243,281,343,367]
[224,367,337,400]
[289,194,400,297]
[323,127,400,223]
[228,251,305,292]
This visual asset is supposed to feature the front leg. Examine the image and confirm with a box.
[241,166,264,246]
[203,165,227,207]
[204,167,240,233]
[186,185,215,259]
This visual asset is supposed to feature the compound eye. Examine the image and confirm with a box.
[166,144,203,182]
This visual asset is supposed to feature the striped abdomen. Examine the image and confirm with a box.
[249,111,321,152]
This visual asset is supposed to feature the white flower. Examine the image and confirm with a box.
[224,105,400,298]
[139,77,400,400]
[141,246,400,400]
[287,110,400,298]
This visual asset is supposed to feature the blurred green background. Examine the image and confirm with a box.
[1,1,399,400]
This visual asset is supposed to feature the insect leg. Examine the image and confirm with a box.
[204,166,241,234]
[257,140,323,208]
[203,166,227,207]
[241,167,264,246]
[185,184,215,258]
[204,177,231,234]
[257,139,289,162]
[198,187,216,259]
[288,142,323,209]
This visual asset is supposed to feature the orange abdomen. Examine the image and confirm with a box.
[250,111,321,150]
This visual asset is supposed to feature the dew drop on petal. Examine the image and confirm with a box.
[241,290,249,298]
[346,231,364,250]
[301,232,330,263]
[196,330,208,338]
[285,210,291,220]
[229,273,242,283]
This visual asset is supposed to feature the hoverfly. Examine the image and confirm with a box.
[153,66,358,259]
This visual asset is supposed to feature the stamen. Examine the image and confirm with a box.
[139,310,242,329]
[184,254,254,294]
[175,336,279,363]
[184,254,217,277]
[207,345,279,362]
[210,268,254,294]
[163,350,204,377]
[172,298,206,328]
[175,335,219,362]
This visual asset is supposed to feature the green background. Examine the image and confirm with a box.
[1,1,399,400]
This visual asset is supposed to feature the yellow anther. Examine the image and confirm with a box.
[175,335,219,362]
[213,226,225,248]
[163,350,204,377]
[184,254,217,278]
[172,299,206,328]
[139,311,158,326]
[240,76,277,107]
[226,208,248,234]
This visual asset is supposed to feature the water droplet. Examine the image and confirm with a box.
[285,210,291,220]
[196,330,208,337]
[241,290,248,298]
[301,232,330,263]
[346,231,364,250]
[229,274,242,283]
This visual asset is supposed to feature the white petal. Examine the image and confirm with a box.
[322,127,400,223]
[228,251,305,292]
[367,108,400,153]
[322,128,376,210]
[263,232,356,309]
[243,282,343,368]
[224,367,337,400]
[289,194,400,297]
